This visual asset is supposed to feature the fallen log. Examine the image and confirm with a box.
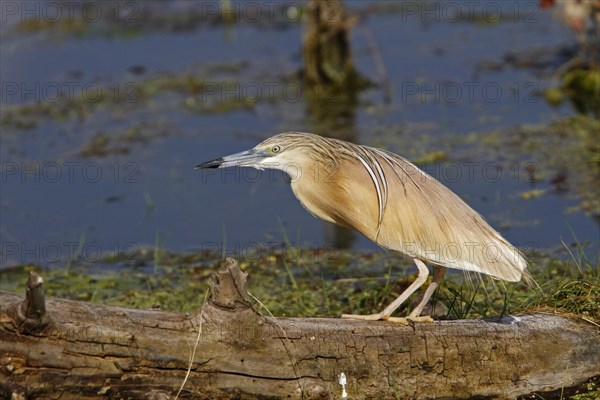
[1,258,598,399]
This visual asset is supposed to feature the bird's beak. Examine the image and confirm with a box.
[194,148,267,169]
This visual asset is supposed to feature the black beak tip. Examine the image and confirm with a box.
[194,158,224,169]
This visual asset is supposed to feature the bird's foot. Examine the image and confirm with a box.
[407,315,434,323]
[341,313,434,324]
[384,315,434,325]
[341,313,385,321]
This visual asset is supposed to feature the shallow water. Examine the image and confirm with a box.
[1,0,598,268]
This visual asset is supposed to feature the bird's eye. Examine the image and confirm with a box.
[272,145,281,153]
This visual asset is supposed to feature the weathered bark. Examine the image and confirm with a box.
[1,259,599,399]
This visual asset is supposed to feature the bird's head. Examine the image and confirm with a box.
[195,132,320,173]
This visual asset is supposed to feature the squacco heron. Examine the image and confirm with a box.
[196,132,527,322]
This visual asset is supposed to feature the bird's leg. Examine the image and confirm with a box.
[407,265,445,319]
[341,258,429,322]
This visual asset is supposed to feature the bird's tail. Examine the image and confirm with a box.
[484,232,528,282]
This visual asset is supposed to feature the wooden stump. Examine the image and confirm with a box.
[302,0,357,86]
[1,259,599,399]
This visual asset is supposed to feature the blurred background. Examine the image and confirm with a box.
[1,0,599,269]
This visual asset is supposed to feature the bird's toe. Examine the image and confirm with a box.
[407,315,434,323]
[341,313,385,321]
